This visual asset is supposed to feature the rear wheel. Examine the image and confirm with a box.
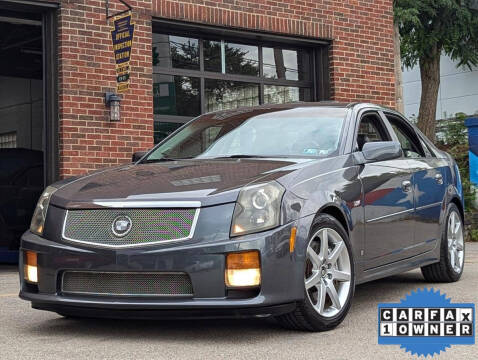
[276,214,354,331]
[421,203,464,282]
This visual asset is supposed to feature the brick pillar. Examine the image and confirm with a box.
[58,0,153,178]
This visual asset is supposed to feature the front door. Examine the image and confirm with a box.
[355,112,415,269]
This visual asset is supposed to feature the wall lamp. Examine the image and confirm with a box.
[105,92,122,122]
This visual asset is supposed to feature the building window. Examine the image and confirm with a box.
[0,132,17,148]
[152,28,323,143]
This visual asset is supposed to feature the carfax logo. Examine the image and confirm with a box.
[378,288,475,357]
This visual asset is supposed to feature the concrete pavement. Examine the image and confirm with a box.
[1,243,477,360]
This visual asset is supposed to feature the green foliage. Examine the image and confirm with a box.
[438,113,475,209]
[394,0,478,69]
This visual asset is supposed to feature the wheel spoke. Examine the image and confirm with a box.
[454,250,461,270]
[456,241,464,252]
[449,249,455,269]
[450,214,455,235]
[319,229,329,262]
[307,246,321,268]
[315,280,326,314]
[331,269,351,282]
[305,270,321,289]
[326,281,341,310]
[328,241,345,265]
[454,221,461,235]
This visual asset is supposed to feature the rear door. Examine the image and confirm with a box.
[383,113,447,253]
[355,111,415,269]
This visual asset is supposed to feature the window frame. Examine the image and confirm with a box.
[353,111,392,152]
[382,112,426,159]
[152,20,330,142]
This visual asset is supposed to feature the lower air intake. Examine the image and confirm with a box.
[61,271,193,297]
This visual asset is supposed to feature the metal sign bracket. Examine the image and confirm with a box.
[105,0,132,21]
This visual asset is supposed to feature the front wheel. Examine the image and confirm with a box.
[276,214,355,331]
[421,203,464,282]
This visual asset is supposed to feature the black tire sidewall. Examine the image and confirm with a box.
[300,214,355,329]
[442,203,465,281]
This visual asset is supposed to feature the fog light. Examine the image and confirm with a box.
[24,251,38,284]
[226,251,261,287]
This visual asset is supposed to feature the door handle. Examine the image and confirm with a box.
[435,173,443,185]
[401,180,412,192]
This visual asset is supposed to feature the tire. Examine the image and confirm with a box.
[421,203,464,283]
[276,214,355,331]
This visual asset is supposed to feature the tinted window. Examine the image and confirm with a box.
[225,43,259,76]
[387,116,424,158]
[356,113,390,151]
[152,34,199,70]
[153,75,201,117]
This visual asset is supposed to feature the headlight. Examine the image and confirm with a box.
[231,181,285,236]
[30,186,57,236]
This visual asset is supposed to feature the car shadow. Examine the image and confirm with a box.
[19,270,431,342]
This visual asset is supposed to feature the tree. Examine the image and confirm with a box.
[394,0,478,141]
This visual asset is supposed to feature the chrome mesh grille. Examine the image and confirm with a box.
[62,208,198,247]
[61,271,193,297]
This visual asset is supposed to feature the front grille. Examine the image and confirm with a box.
[62,208,198,248]
[61,271,194,297]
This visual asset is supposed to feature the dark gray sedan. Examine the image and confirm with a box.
[19,103,465,331]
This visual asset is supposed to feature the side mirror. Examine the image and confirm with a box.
[132,151,147,163]
[355,141,402,164]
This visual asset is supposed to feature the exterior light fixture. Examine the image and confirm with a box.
[105,92,122,122]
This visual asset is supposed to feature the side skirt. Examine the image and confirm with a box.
[355,248,440,285]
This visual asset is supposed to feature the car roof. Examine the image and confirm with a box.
[203,101,394,115]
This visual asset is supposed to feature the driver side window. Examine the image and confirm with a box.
[356,113,390,151]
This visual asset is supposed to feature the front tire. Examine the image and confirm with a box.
[276,214,355,331]
[421,203,464,282]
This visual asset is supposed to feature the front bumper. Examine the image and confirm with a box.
[19,214,313,318]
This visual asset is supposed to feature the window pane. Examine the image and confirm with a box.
[205,79,259,112]
[152,34,199,70]
[153,75,200,117]
[203,39,222,73]
[154,121,183,144]
[225,43,259,76]
[262,47,310,80]
[263,85,310,104]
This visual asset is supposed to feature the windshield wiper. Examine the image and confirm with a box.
[141,156,193,163]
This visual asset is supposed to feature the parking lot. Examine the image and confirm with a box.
[1,243,477,360]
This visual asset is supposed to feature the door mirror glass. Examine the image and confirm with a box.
[359,141,402,164]
[132,151,148,163]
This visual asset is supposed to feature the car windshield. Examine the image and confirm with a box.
[144,107,348,161]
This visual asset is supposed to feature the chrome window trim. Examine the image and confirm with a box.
[61,271,194,297]
[61,208,200,249]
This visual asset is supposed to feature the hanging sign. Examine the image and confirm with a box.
[110,11,134,93]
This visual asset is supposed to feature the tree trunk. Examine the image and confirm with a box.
[393,21,404,113]
[417,49,441,142]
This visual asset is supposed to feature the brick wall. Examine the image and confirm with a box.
[53,0,395,177]
[57,0,153,177]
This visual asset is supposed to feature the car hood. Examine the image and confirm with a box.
[51,158,311,209]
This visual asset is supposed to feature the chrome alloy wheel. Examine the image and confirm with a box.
[447,211,464,273]
[305,228,351,318]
